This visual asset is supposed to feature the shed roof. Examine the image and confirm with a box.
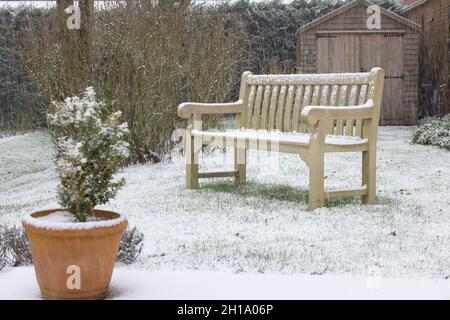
[399,0,419,6]
[402,0,429,13]
[296,0,422,35]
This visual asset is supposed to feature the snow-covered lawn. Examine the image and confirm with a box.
[1,127,450,298]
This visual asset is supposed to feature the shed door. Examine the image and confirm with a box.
[318,35,360,73]
[361,34,404,124]
[317,33,404,124]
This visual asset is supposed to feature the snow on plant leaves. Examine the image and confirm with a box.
[48,87,130,222]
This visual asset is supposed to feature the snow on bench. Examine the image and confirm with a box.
[178,68,385,209]
[191,129,369,147]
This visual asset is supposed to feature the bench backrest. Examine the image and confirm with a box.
[238,68,384,138]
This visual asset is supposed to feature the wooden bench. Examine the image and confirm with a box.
[178,67,385,209]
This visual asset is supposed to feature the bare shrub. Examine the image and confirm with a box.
[18,1,244,163]
[117,226,144,264]
[0,225,33,267]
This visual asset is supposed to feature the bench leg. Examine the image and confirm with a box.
[234,147,246,185]
[362,150,376,204]
[186,134,199,189]
[309,151,325,209]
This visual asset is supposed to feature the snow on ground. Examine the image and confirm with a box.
[1,266,449,300]
[0,127,449,280]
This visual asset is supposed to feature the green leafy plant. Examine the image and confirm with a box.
[412,115,450,150]
[48,87,129,222]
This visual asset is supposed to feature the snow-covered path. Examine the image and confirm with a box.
[0,128,449,279]
[1,266,449,300]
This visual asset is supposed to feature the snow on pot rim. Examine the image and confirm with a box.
[22,208,127,232]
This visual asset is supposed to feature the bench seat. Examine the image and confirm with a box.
[192,129,368,148]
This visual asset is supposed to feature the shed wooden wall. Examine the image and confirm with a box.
[297,3,420,124]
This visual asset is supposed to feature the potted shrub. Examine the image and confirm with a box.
[22,87,130,300]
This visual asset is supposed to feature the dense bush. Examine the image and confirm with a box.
[412,115,450,150]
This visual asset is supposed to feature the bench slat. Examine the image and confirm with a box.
[283,85,295,131]
[327,85,340,134]
[267,85,279,130]
[345,84,360,136]
[335,85,348,135]
[311,85,321,106]
[355,84,368,137]
[319,85,331,134]
[275,85,287,131]
[325,186,368,198]
[300,85,313,133]
[291,85,304,132]
[198,171,239,179]
[259,85,272,130]
[320,84,330,105]
[251,85,264,129]
[245,85,257,128]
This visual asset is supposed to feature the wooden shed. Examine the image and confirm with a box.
[296,0,421,125]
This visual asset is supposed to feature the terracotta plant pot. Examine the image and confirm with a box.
[22,208,127,300]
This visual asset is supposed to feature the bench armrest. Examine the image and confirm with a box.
[177,100,244,119]
[300,99,375,126]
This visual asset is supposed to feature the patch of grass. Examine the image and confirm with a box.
[325,194,397,208]
[243,248,295,266]
[202,180,396,209]
[0,204,34,215]
[200,180,395,208]
[202,180,309,204]
[325,197,361,207]
[377,196,396,206]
